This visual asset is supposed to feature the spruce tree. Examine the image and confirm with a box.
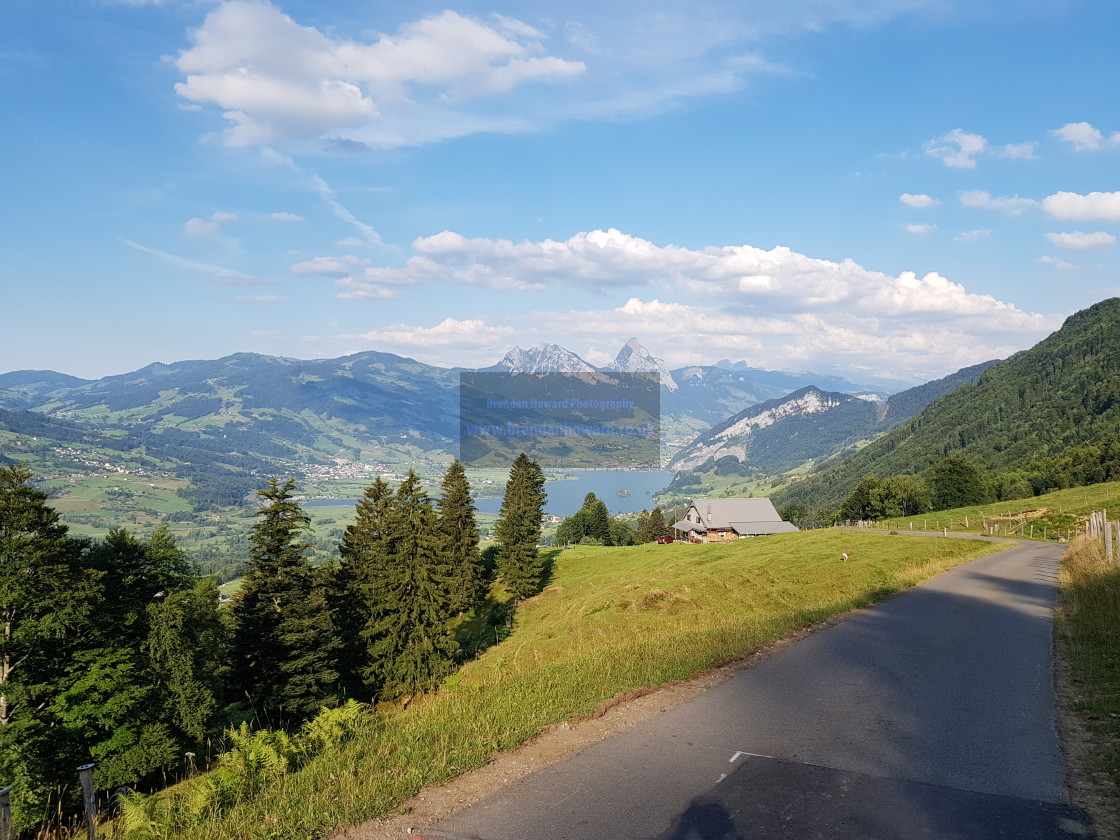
[636,509,652,543]
[335,478,393,699]
[648,507,668,539]
[233,478,338,725]
[365,472,457,700]
[437,459,484,613]
[495,453,547,599]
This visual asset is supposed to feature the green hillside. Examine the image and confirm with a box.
[777,298,1120,512]
[113,530,998,840]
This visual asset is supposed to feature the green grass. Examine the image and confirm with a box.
[129,529,1000,840]
[1056,536,1120,817]
[848,480,1120,540]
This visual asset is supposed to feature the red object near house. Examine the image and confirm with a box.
[656,535,674,544]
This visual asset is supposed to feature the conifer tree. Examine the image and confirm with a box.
[647,507,668,539]
[495,453,547,599]
[365,472,457,699]
[0,464,98,831]
[437,459,484,613]
[233,478,338,724]
[335,478,393,699]
[636,509,652,543]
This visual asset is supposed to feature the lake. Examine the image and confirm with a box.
[304,469,675,517]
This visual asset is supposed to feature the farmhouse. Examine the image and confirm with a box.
[671,498,798,543]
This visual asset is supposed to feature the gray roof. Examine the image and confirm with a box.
[672,497,798,535]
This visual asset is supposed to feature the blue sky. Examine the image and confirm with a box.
[2,0,1118,385]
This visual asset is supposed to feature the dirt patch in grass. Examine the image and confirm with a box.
[328,614,849,840]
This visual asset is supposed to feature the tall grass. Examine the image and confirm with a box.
[110,530,999,840]
[1056,536,1120,795]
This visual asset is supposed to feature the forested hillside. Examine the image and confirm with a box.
[776,298,1120,513]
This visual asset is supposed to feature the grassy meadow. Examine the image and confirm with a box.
[119,529,1001,840]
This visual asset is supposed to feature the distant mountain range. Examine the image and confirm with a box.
[0,335,991,510]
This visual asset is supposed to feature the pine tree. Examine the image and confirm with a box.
[233,478,338,725]
[647,507,668,539]
[437,459,484,613]
[495,454,547,599]
[365,472,457,700]
[335,478,393,699]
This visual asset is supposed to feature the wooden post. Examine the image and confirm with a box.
[1105,518,1114,562]
[0,786,12,840]
[77,764,96,840]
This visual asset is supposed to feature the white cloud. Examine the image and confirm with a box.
[269,212,303,222]
[959,189,1038,216]
[173,2,584,148]
[336,237,367,248]
[171,1,961,151]
[1046,231,1116,250]
[924,129,987,169]
[1042,191,1120,221]
[182,210,238,236]
[1051,121,1120,152]
[1039,255,1077,271]
[996,142,1036,160]
[342,318,516,359]
[348,228,1057,378]
[955,229,990,243]
[924,130,1035,169]
[235,295,285,303]
[899,193,939,208]
[903,223,937,235]
[291,255,371,276]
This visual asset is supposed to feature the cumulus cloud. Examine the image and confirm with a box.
[173,1,584,148]
[1042,191,1120,221]
[1052,122,1120,152]
[344,228,1056,379]
[899,193,939,208]
[924,129,987,169]
[903,223,937,235]
[959,189,1038,216]
[1046,231,1116,250]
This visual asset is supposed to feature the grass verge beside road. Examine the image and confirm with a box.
[1057,535,1120,836]
[131,530,1000,840]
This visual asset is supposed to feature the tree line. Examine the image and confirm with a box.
[0,454,546,835]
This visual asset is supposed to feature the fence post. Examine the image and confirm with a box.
[1106,518,1114,562]
[1,786,12,840]
[77,764,96,840]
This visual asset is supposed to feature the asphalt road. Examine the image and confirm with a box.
[420,540,1093,840]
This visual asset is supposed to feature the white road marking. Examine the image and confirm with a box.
[729,751,773,763]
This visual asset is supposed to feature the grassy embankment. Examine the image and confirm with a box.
[121,529,1000,840]
[843,480,1120,540]
[1057,534,1120,830]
